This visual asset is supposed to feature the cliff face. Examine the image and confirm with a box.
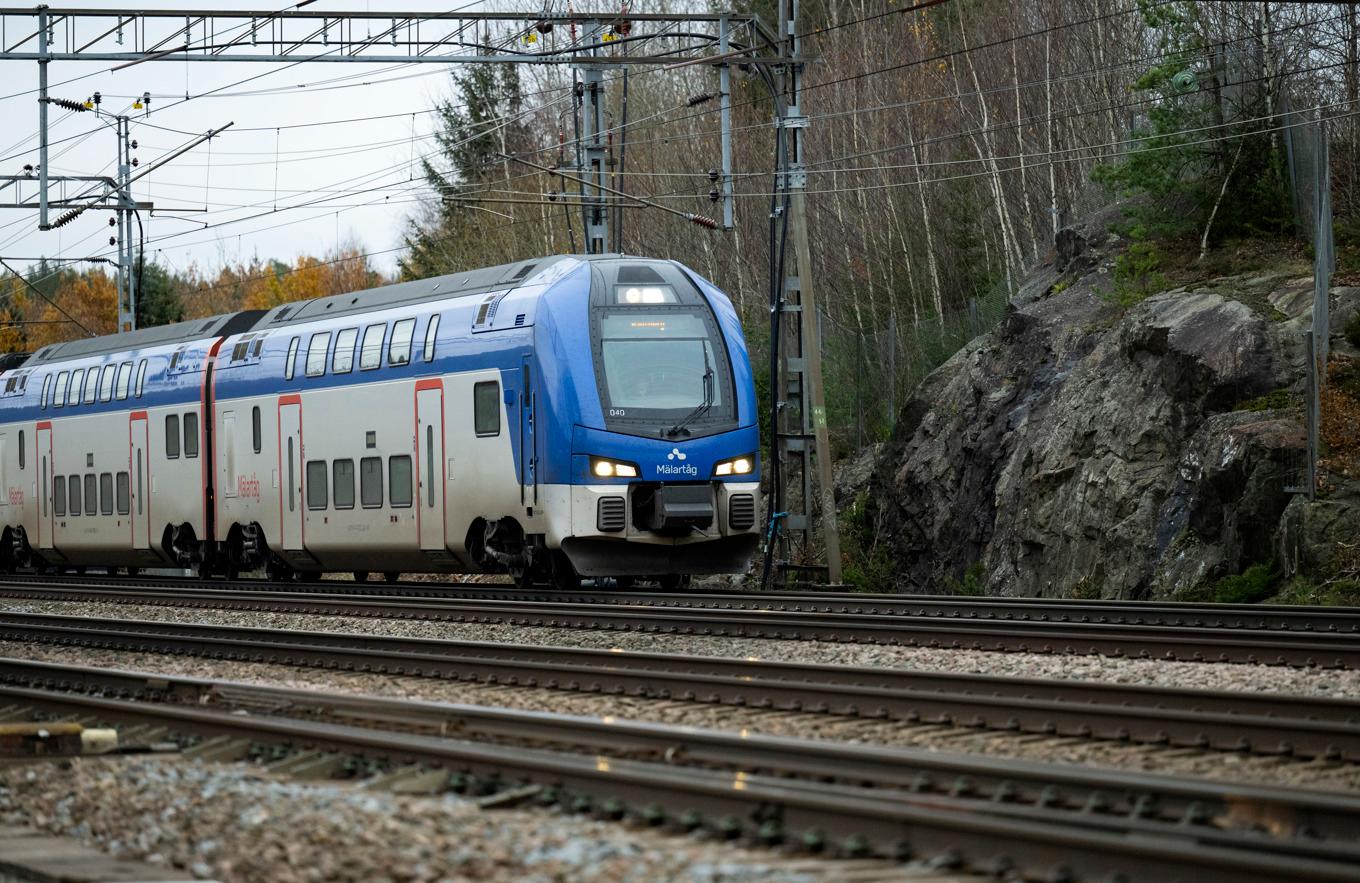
[867,228,1356,599]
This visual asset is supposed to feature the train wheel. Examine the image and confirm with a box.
[549,551,580,592]
[353,571,369,583]
[265,556,293,584]
[126,567,140,578]
[383,571,400,583]
[613,576,635,589]
[657,574,690,591]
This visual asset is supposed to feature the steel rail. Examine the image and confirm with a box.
[6,676,1360,880]
[6,655,1360,842]
[5,573,1357,633]
[2,581,1360,667]
[3,612,1359,761]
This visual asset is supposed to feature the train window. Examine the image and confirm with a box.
[306,460,327,510]
[99,365,115,402]
[69,369,84,407]
[252,406,262,454]
[285,337,300,380]
[231,342,248,362]
[99,473,113,515]
[116,362,132,400]
[305,332,331,377]
[83,474,96,515]
[287,439,295,512]
[424,312,440,361]
[18,431,23,469]
[360,456,382,508]
[53,371,68,407]
[423,316,440,362]
[426,426,435,508]
[359,324,384,370]
[184,412,199,458]
[135,359,147,397]
[474,381,500,437]
[116,472,129,515]
[332,328,357,374]
[83,368,98,404]
[388,318,415,366]
[333,459,355,509]
[53,476,65,516]
[253,339,264,358]
[40,374,50,408]
[68,474,79,517]
[165,415,180,459]
[389,455,413,508]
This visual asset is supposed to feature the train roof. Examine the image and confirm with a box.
[14,253,648,371]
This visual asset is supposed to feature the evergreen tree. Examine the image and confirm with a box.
[135,260,185,328]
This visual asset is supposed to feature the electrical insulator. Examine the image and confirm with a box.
[709,188,720,202]
[686,92,714,107]
[108,236,117,246]
[131,139,138,149]
[615,20,632,37]
[50,97,86,112]
[52,207,86,228]
[535,20,553,34]
[547,191,559,202]
[93,91,101,107]
[131,157,139,167]
[108,217,116,227]
[708,169,720,183]
[686,213,719,230]
[22,164,33,174]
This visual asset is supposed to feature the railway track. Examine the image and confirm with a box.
[5,572,1358,633]
[6,658,1360,882]
[3,611,1359,761]
[3,578,1360,667]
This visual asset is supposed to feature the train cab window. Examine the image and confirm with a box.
[305,332,331,377]
[53,476,65,516]
[360,456,382,508]
[359,324,385,370]
[116,362,132,400]
[184,413,199,458]
[67,474,80,516]
[306,461,327,510]
[40,374,51,408]
[99,473,113,515]
[252,406,262,454]
[83,474,96,515]
[18,431,24,469]
[285,337,300,380]
[474,382,500,437]
[165,415,180,459]
[389,455,413,508]
[388,318,415,366]
[53,371,68,407]
[83,368,98,404]
[99,365,115,402]
[332,328,357,374]
[69,369,84,407]
[333,459,355,509]
[135,359,147,397]
[116,472,129,515]
[423,316,440,362]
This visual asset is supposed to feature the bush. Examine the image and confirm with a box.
[839,494,895,593]
[1345,311,1360,350]
[1106,234,1169,308]
[943,562,986,596]
[1209,562,1278,604]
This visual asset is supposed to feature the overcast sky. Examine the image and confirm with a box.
[0,1,525,283]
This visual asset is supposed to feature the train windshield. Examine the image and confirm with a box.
[593,306,735,436]
[599,312,724,411]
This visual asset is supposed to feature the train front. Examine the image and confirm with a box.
[536,257,761,581]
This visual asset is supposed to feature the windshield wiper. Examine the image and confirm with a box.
[665,347,714,439]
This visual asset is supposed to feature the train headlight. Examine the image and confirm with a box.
[590,456,640,479]
[713,454,755,476]
[615,285,676,304]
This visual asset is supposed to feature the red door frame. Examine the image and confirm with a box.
[128,412,150,548]
[276,394,303,550]
[414,378,446,550]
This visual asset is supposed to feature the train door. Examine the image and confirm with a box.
[35,423,52,552]
[519,356,537,510]
[129,414,150,549]
[415,381,445,551]
[278,398,303,550]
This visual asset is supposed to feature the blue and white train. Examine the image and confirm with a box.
[0,255,761,588]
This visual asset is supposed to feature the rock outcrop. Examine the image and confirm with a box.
[867,229,1358,599]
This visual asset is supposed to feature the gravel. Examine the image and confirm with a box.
[4,639,1360,794]
[0,756,925,883]
[3,598,1359,698]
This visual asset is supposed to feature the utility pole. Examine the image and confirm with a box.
[36,4,49,230]
[578,23,609,254]
[114,114,136,331]
[774,0,842,584]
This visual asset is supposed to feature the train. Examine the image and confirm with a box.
[0,254,761,589]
